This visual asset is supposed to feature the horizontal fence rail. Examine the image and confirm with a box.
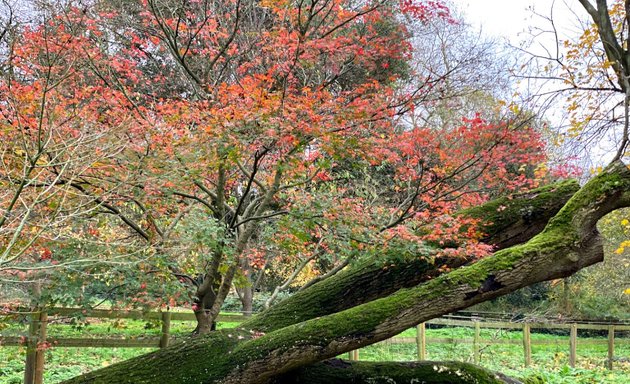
[429,317,630,331]
[1,308,628,384]
[384,336,630,346]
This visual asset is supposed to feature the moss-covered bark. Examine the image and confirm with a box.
[457,180,579,249]
[245,180,578,333]
[62,162,630,384]
[60,329,243,383]
[219,162,630,384]
[274,359,521,384]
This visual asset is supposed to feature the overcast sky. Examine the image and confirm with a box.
[458,0,588,45]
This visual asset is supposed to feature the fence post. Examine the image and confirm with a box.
[34,311,48,384]
[607,325,615,370]
[160,312,172,348]
[569,324,577,368]
[522,323,531,367]
[473,322,480,364]
[416,323,426,360]
[23,311,40,384]
[352,349,359,361]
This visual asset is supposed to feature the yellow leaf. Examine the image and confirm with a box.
[621,219,629,226]
[590,166,603,175]
[624,288,630,295]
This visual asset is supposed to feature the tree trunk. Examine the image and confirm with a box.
[273,360,522,384]
[246,180,579,332]
[193,309,216,334]
[192,275,220,334]
[238,285,254,316]
[61,162,630,384]
[562,277,573,315]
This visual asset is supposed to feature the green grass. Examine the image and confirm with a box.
[0,317,241,383]
[1,319,628,383]
[359,326,630,384]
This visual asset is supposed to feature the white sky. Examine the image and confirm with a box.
[457,0,588,45]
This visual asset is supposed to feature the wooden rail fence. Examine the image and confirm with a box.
[363,318,630,371]
[1,308,628,384]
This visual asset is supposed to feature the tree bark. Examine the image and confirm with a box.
[245,179,579,333]
[273,359,522,384]
[62,162,630,384]
[237,285,254,316]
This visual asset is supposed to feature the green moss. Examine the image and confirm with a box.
[276,360,514,384]
[227,173,616,376]
[240,256,440,333]
[60,329,247,384]
[245,180,579,334]
[546,163,630,232]
[229,219,584,374]
[459,180,579,238]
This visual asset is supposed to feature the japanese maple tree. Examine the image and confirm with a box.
[4,0,547,336]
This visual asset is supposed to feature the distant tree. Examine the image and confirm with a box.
[0,2,150,306]
[522,0,630,167]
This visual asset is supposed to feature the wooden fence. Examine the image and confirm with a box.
[1,308,628,384]
[1,308,246,384]
[365,318,630,370]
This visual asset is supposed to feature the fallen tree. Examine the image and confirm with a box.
[61,161,630,384]
[272,360,522,384]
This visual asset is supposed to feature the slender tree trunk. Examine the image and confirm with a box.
[192,279,218,334]
[192,251,224,334]
[237,263,257,315]
[562,277,573,315]
[238,285,254,316]
[62,163,630,384]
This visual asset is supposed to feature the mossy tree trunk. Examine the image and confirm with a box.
[62,161,630,384]
[272,360,522,384]
[245,179,579,333]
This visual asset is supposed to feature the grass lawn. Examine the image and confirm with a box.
[1,318,628,383]
[360,326,630,384]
